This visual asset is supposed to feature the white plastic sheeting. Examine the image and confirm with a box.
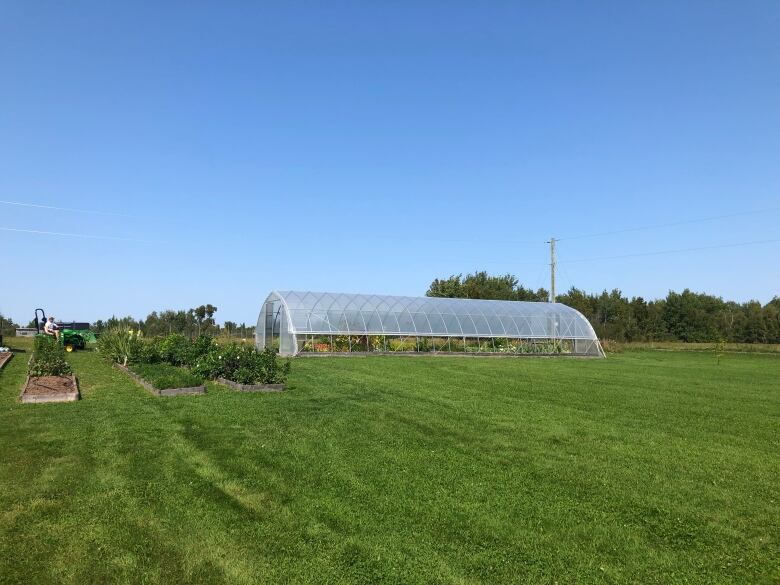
[257,290,604,357]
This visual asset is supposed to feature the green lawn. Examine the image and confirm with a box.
[0,339,777,584]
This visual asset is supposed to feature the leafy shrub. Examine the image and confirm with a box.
[332,335,350,352]
[125,334,285,386]
[29,335,73,376]
[132,333,214,367]
[138,337,164,363]
[33,334,55,356]
[158,334,191,366]
[188,334,216,365]
[255,347,291,384]
[388,338,416,352]
[97,328,144,365]
[130,363,203,390]
[193,343,290,384]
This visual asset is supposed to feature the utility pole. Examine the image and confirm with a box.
[549,237,556,303]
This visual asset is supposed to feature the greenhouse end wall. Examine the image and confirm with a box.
[256,290,604,357]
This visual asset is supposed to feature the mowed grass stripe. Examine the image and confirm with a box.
[0,339,777,583]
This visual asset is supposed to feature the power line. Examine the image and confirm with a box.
[0,199,129,217]
[559,263,577,292]
[411,235,542,245]
[555,206,780,242]
[0,227,161,243]
[558,237,780,264]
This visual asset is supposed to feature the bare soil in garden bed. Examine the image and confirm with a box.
[21,375,80,403]
[0,352,12,370]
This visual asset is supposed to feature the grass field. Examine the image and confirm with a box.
[603,340,780,354]
[0,338,777,584]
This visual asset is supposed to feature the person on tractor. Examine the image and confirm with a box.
[44,316,60,341]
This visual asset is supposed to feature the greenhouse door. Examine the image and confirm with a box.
[264,299,282,351]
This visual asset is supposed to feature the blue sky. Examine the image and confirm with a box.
[1,1,779,325]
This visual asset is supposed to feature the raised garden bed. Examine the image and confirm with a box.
[296,351,591,358]
[20,375,80,403]
[115,363,206,396]
[216,377,285,392]
[0,352,12,370]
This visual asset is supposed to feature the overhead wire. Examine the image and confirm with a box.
[0,199,129,217]
[557,237,780,264]
[554,205,780,242]
[0,227,162,244]
[546,205,779,286]
[559,263,577,292]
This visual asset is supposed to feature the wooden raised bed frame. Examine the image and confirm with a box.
[0,352,12,371]
[217,377,285,392]
[115,364,206,396]
[20,375,80,403]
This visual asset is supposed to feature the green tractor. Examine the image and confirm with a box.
[34,308,97,353]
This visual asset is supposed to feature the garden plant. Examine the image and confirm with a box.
[193,343,291,385]
[28,335,73,377]
[95,327,144,367]
[97,331,290,387]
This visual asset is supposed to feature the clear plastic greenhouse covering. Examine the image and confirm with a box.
[257,290,604,357]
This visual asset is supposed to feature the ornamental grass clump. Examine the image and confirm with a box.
[28,335,73,377]
[193,343,290,385]
[96,327,144,366]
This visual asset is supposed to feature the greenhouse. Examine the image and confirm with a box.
[256,290,604,357]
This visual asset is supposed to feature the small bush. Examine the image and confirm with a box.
[188,334,216,365]
[388,338,416,352]
[255,347,291,384]
[158,334,191,366]
[141,333,215,367]
[28,335,73,376]
[138,337,164,363]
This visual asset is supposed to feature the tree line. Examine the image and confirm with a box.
[426,271,780,343]
[5,276,779,344]
[0,304,254,340]
[90,304,255,339]
[0,314,19,340]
